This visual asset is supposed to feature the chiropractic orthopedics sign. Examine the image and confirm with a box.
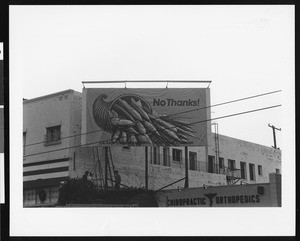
[83,88,211,146]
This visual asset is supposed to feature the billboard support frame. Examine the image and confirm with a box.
[82,80,212,89]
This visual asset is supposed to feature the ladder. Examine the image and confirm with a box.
[106,147,115,188]
[92,146,104,189]
[92,146,116,189]
[212,123,220,174]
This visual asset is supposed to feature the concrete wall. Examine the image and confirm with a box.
[69,146,97,179]
[154,173,282,207]
[23,90,78,162]
[69,92,83,150]
[70,146,227,190]
[208,134,281,184]
[23,90,82,206]
[23,186,60,206]
[22,89,282,206]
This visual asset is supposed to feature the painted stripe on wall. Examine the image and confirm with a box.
[23,171,69,182]
[23,158,69,167]
[23,166,69,176]
[23,161,69,172]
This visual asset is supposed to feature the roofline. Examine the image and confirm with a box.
[23,89,82,104]
[217,133,281,152]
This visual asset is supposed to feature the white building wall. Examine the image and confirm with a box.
[23,90,74,162]
[70,146,227,191]
[208,134,281,184]
[23,90,82,206]
[23,88,282,205]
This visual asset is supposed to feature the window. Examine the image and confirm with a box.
[249,163,255,181]
[153,147,160,165]
[258,165,262,176]
[208,155,215,173]
[276,168,280,174]
[240,162,247,179]
[189,152,197,171]
[172,149,182,162]
[163,147,170,166]
[228,159,236,170]
[23,132,27,155]
[45,125,61,146]
[219,157,224,169]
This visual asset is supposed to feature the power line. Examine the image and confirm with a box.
[23,104,281,158]
[23,89,281,147]
[169,90,281,117]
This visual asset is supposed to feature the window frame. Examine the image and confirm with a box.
[228,159,236,170]
[208,155,215,173]
[240,161,247,179]
[189,151,197,171]
[44,125,62,146]
[219,157,224,169]
[153,146,160,165]
[249,163,255,181]
[172,148,182,163]
[163,147,170,167]
[258,165,263,176]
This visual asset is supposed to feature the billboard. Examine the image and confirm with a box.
[84,88,210,146]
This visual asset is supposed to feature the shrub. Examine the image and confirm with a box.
[57,178,158,206]
[57,177,99,205]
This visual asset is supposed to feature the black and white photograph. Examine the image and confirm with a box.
[8,4,295,237]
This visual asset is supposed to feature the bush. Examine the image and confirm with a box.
[57,177,99,205]
[57,178,157,206]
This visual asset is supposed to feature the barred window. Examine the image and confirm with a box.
[249,163,255,181]
[240,162,247,179]
[172,149,182,162]
[45,125,61,146]
[163,147,170,166]
[189,152,197,171]
[258,165,263,176]
[219,157,224,169]
[228,159,236,170]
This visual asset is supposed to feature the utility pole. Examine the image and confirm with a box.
[184,146,189,188]
[104,146,108,190]
[268,124,281,149]
[145,146,148,190]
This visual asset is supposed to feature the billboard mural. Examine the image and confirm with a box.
[84,88,210,146]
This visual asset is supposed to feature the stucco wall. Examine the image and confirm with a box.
[154,173,281,207]
[154,182,273,207]
[70,146,227,190]
[23,90,76,162]
[23,90,82,206]
[69,92,83,151]
[208,134,281,183]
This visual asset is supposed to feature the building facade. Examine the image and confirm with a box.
[23,89,281,206]
[23,89,82,206]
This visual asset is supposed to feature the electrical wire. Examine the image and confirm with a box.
[23,104,281,158]
[23,89,281,148]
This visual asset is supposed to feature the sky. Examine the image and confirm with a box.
[9,5,295,236]
[10,6,294,147]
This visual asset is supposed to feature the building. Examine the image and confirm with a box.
[23,89,281,206]
[23,90,82,205]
